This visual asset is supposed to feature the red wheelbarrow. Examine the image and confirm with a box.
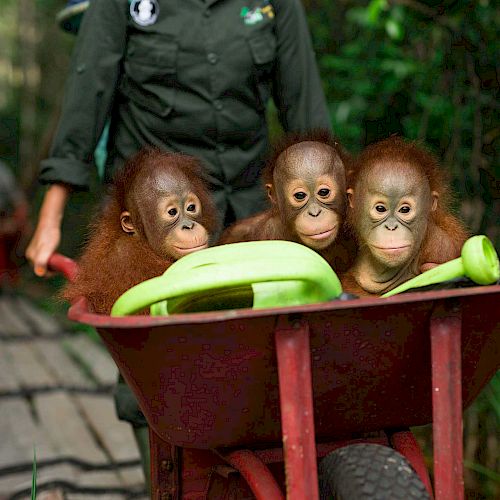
[49,250,500,500]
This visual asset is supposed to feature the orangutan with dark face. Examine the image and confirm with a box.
[62,147,218,314]
[220,131,353,272]
[342,137,468,296]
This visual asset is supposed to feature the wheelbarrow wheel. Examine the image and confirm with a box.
[318,443,430,500]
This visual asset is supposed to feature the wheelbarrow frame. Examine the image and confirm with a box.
[49,254,500,500]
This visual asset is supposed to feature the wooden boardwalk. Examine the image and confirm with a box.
[0,291,147,500]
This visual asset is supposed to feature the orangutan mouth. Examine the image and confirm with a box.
[373,244,410,253]
[174,242,208,254]
[303,227,337,240]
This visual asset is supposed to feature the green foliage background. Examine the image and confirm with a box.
[307,0,499,245]
[0,0,498,497]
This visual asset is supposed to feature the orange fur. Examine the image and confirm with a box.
[347,137,468,266]
[62,148,218,314]
[61,196,170,314]
[219,131,355,272]
[342,136,469,295]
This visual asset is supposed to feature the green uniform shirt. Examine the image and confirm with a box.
[40,0,331,219]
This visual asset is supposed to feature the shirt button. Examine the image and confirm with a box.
[76,63,86,73]
[217,144,225,153]
[204,9,211,17]
[214,100,223,111]
[207,52,218,64]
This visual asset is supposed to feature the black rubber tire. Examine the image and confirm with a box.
[318,443,430,500]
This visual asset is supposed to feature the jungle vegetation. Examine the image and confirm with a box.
[0,1,498,497]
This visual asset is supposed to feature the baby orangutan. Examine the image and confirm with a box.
[342,137,468,296]
[220,131,353,271]
[62,148,218,314]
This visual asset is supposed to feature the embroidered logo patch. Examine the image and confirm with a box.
[240,1,274,26]
[130,0,159,26]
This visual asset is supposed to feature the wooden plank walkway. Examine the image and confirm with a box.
[0,292,147,500]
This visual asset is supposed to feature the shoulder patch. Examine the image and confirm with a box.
[130,0,159,26]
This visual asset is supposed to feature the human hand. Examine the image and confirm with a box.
[26,223,62,277]
[25,183,70,277]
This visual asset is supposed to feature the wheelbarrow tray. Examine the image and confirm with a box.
[68,284,500,450]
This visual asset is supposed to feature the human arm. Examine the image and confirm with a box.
[25,183,71,276]
[28,0,128,275]
[39,0,128,188]
[271,0,332,132]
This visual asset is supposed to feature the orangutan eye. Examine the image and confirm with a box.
[293,192,307,201]
[375,205,386,213]
[186,204,196,212]
[167,208,178,216]
[399,205,411,214]
[318,188,331,197]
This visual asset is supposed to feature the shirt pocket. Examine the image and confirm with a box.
[247,31,277,111]
[119,34,177,117]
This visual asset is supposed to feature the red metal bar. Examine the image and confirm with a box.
[430,304,464,500]
[275,316,319,500]
[225,450,285,500]
[47,252,79,282]
[390,430,434,498]
[253,436,389,465]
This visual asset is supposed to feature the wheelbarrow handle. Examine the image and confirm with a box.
[47,253,78,283]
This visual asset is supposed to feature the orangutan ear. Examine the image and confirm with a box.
[347,188,355,208]
[120,211,135,234]
[266,183,277,204]
[431,190,439,212]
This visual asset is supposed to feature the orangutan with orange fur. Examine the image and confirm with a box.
[62,148,218,314]
[342,137,468,296]
[220,131,354,272]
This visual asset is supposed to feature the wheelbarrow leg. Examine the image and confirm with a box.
[275,316,319,500]
[430,303,464,500]
[149,428,180,500]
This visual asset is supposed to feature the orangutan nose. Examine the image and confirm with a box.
[384,222,398,231]
[308,207,322,217]
[182,220,194,230]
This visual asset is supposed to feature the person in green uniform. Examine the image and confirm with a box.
[26,0,332,487]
